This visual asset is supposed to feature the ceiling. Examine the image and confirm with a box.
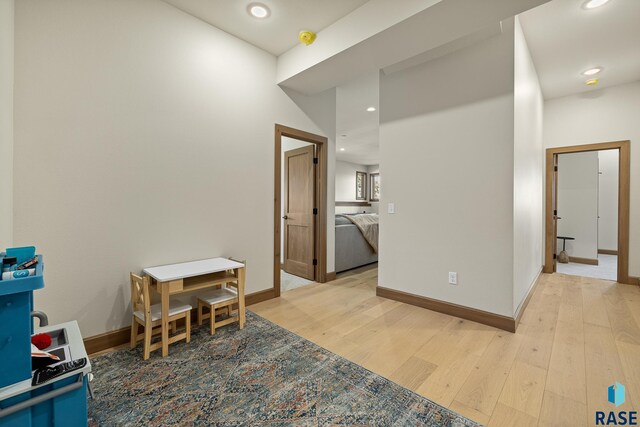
[335,72,379,165]
[157,0,640,162]
[161,0,370,56]
[519,0,640,99]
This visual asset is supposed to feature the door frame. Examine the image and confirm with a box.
[543,140,630,284]
[274,124,328,297]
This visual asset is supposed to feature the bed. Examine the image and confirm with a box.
[335,214,378,273]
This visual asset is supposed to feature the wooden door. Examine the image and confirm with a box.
[283,145,315,280]
[552,154,558,272]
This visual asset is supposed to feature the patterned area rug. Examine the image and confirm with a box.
[88,312,481,426]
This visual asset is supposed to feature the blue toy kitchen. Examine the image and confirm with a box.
[0,247,91,427]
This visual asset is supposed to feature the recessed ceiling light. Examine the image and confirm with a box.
[366,107,376,112]
[583,0,610,9]
[247,3,270,18]
[585,78,600,86]
[340,148,346,151]
[582,67,603,76]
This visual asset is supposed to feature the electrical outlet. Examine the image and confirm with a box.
[448,272,457,285]
[388,203,395,214]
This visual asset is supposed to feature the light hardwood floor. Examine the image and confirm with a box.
[251,265,640,426]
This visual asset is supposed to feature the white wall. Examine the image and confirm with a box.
[598,149,618,252]
[13,0,331,337]
[335,160,366,202]
[379,20,515,317]
[513,17,543,313]
[557,152,599,260]
[0,0,13,247]
[335,160,378,214]
[335,161,379,214]
[544,81,640,276]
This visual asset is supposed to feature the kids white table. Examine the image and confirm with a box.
[143,257,246,357]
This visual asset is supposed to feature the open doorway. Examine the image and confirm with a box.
[554,150,617,280]
[544,140,630,283]
[274,124,328,296]
[334,71,380,275]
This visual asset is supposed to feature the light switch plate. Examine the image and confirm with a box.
[448,272,457,285]
[388,203,395,214]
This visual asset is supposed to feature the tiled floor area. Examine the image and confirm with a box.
[281,270,314,292]
[556,254,617,281]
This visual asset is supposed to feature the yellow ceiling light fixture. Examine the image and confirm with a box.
[585,78,600,86]
[299,30,317,46]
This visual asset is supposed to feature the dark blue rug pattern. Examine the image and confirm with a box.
[88,311,481,426]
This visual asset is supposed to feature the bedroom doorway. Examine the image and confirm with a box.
[544,140,630,284]
[274,124,328,296]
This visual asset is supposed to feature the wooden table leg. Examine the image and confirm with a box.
[160,281,170,357]
[237,267,246,329]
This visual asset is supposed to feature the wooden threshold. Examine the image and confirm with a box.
[376,286,516,333]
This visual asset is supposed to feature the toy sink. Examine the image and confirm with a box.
[42,328,68,350]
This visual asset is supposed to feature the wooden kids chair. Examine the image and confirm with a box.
[196,259,245,335]
[130,273,192,360]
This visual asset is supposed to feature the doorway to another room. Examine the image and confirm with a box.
[274,124,328,295]
[544,141,630,283]
[334,71,380,275]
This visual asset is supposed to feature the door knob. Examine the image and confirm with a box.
[282,215,288,220]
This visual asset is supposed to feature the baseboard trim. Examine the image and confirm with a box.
[569,256,598,265]
[598,249,618,255]
[245,288,276,305]
[630,276,640,286]
[84,326,131,355]
[376,286,516,333]
[514,269,543,329]
[326,271,337,282]
[84,288,278,355]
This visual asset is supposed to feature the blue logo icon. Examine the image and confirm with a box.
[608,382,626,407]
[596,382,636,425]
